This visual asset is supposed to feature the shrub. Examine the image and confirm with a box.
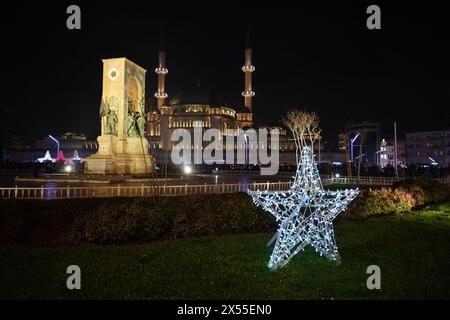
[167,194,275,239]
[72,194,276,244]
[342,187,416,221]
[0,201,34,241]
[72,199,173,244]
[394,179,450,204]
[71,180,449,243]
[397,184,425,206]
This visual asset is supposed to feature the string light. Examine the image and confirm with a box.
[37,150,53,163]
[248,146,359,270]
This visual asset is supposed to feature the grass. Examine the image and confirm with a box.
[1,202,449,300]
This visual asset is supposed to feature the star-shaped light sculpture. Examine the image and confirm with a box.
[248,147,359,270]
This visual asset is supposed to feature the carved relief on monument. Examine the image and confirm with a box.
[127,102,138,137]
[126,76,146,137]
[99,96,118,136]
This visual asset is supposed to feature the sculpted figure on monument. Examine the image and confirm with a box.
[108,96,119,112]
[99,96,119,135]
[136,112,146,137]
[127,103,138,137]
[106,110,117,135]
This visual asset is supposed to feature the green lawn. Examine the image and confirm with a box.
[1,203,449,299]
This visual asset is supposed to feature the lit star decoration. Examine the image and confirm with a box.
[248,109,359,270]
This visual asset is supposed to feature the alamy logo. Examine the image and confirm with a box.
[366,265,381,290]
[171,128,280,175]
[66,5,81,30]
[66,265,81,290]
[366,5,381,30]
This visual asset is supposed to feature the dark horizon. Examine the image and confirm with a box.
[2,2,449,149]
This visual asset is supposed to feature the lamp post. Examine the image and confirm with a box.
[428,157,438,166]
[48,135,60,157]
[350,133,360,163]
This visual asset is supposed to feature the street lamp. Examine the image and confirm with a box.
[48,135,60,157]
[428,157,438,166]
[350,133,360,163]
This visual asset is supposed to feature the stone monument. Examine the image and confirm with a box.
[84,58,154,175]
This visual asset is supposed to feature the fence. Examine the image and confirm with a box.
[323,176,407,186]
[0,176,446,200]
[218,172,411,186]
[0,181,293,200]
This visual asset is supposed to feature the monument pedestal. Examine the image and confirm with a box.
[83,58,154,175]
[85,135,154,175]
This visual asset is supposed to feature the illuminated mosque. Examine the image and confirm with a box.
[146,31,295,166]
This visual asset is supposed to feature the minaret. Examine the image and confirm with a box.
[154,35,168,111]
[242,25,255,112]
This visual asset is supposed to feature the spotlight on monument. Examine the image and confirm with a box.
[183,165,192,175]
[335,173,340,178]
[64,165,73,173]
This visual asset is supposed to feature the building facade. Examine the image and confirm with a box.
[35,132,98,151]
[406,129,450,167]
[345,120,381,167]
[379,139,394,168]
[338,132,347,152]
[3,132,98,163]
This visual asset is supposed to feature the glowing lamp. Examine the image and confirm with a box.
[183,165,192,174]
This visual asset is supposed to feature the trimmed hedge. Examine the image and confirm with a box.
[72,193,276,244]
[72,180,450,244]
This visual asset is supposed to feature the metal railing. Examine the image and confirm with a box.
[0,176,446,200]
[0,181,293,200]
[322,176,407,186]
[218,171,412,185]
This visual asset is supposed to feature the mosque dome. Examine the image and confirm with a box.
[234,105,252,114]
[170,85,225,107]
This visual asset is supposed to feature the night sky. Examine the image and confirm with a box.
[2,2,449,149]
